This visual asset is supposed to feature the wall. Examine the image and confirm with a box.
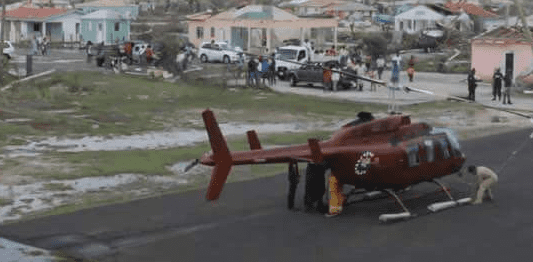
[471,42,533,82]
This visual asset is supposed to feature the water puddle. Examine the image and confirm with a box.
[3,122,342,154]
[0,173,189,224]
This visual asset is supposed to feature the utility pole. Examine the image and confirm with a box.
[0,0,6,85]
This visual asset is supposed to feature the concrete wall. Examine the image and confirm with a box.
[471,42,533,82]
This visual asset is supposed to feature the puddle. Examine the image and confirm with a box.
[3,122,342,154]
[0,173,189,224]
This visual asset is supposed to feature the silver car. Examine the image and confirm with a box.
[198,41,243,63]
[3,41,14,59]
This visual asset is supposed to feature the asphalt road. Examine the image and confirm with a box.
[0,128,532,262]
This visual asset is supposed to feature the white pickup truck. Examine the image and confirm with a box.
[275,45,310,80]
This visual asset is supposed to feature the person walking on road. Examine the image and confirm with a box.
[389,51,402,113]
[467,68,481,101]
[331,65,340,91]
[376,55,385,80]
[407,55,416,82]
[323,65,333,92]
[460,165,498,205]
[503,72,513,104]
[492,68,504,101]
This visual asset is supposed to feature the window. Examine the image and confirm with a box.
[89,22,92,31]
[407,145,420,167]
[115,22,120,31]
[399,21,404,30]
[297,50,306,61]
[424,140,435,162]
[98,23,103,31]
[408,20,412,30]
[211,27,215,38]
[437,139,450,159]
[196,27,204,39]
[201,43,211,49]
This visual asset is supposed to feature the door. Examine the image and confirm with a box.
[505,53,514,87]
[96,22,104,43]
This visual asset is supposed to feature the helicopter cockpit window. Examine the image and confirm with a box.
[424,140,435,162]
[437,139,450,159]
[407,145,420,167]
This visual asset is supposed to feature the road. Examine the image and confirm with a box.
[0,128,532,262]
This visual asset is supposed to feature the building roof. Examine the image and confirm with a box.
[445,1,498,18]
[81,9,125,20]
[4,6,69,19]
[334,2,376,12]
[395,5,444,21]
[76,0,136,7]
[299,0,339,8]
[206,5,300,21]
[475,26,532,41]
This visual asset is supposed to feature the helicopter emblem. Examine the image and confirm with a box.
[355,151,375,175]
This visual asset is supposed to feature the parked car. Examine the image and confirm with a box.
[3,41,14,59]
[288,61,357,90]
[198,41,242,63]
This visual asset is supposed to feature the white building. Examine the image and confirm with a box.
[394,5,444,34]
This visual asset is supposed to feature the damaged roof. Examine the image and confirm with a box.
[472,26,533,45]
[445,1,498,18]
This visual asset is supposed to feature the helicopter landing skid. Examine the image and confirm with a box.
[427,179,471,212]
[379,189,416,222]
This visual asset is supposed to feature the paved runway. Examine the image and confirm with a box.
[1,128,532,262]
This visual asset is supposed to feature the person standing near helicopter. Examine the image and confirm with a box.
[460,165,498,205]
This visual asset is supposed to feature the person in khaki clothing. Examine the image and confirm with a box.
[460,165,498,205]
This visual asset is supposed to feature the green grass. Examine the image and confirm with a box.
[37,130,337,180]
[0,71,388,143]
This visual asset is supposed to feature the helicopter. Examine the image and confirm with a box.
[199,108,471,221]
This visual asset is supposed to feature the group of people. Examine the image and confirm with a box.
[467,67,512,104]
[31,35,50,56]
[246,54,276,88]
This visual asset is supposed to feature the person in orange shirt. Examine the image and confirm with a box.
[145,45,154,64]
[323,66,333,92]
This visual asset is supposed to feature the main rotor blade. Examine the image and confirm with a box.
[404,86,533,119]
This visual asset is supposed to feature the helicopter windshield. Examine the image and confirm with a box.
[430,127,460,150]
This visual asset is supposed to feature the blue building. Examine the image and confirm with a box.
[80,10,131,44]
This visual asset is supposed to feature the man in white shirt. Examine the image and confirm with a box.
[460,165,498,204]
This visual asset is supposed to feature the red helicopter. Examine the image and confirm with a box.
[199,108,470,221]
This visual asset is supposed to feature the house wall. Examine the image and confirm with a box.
[48,14,82,42]
[81,19,100,44]
[105,19,130,43]
[46,23,63,42]
[471,42,533,82]
[81,19,130,44]
[187,19,337,50]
